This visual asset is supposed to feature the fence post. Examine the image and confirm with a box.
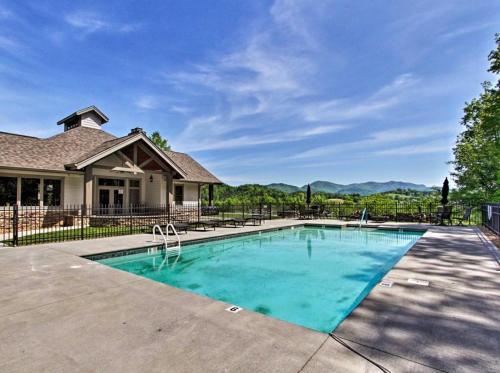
[269,204,272,220]
[395,202,398,222]
[242,203,245,219]
[12,204,18,246]
[129,206,133,235]
[80,204,84,240]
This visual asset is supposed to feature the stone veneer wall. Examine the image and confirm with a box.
[0,208,81,235]
[0,206,199,235]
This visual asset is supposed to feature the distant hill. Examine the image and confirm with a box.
[266,183,301,193]
[266,180,432,196]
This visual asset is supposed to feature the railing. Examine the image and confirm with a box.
[0,201,484,246]
[482,203,500,235]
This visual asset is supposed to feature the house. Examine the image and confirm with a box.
[0,106,221,208]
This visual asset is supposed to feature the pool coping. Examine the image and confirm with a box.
[81,223,428,261]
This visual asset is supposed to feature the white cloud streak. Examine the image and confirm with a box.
[176,119,346,152]
[438,22,498,42]
[292,124,455,159]
[64,11,140,37]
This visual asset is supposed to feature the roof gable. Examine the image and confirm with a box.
[68,132,187,178]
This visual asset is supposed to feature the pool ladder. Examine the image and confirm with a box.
[152,224,181,267]
[359,208,368,228]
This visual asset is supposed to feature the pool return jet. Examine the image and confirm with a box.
[152,224,181,267]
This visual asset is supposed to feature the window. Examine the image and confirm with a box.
[98,178,125,187]
[174,185,184,204]
[129,180,140,188]
[0,177,17,206]
[129,179,141,205]
[21,178,40,205]
[43,179,61,206]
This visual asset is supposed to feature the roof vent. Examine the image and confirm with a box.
[129,127,146,135]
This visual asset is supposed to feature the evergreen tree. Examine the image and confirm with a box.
[149,131,171,151]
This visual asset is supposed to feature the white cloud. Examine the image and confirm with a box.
[167,0,344,152]
[176,121,346,152]
[65,12,107,33]
[438,22,498,42]
[135,96,158,110]
[292,124,455,159]
[301,74,419,122]
[64,11,139,37]
[0,35,25,56]
[169,105,192,115]
[373,141,450,156]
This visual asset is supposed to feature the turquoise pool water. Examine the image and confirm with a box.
[97,227,422,333]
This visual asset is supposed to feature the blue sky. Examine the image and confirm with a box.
[0,1,498,186]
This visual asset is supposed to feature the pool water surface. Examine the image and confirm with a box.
[97,227,423,333]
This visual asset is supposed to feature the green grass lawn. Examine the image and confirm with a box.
[5,226,150,246]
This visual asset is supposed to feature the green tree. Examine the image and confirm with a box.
[441,177,449,205]
[451,34,500,202]
[149,131,171,151]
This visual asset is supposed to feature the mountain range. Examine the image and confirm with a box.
[266,180,432,196]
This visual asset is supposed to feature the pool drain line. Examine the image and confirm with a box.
[328,332,391,373]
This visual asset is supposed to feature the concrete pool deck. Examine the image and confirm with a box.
[0,220,498,372]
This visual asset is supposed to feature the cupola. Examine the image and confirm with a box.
[57,105,109,131]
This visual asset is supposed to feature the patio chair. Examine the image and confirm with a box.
[457,207,473,226]
[436,206,453,225]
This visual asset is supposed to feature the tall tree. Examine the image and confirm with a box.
[306,184,311,207]
[149,131,171,151]
[441,177,449,205]
[451,34,500,202]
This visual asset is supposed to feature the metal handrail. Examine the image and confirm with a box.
[359,208,368,228]
[152,224,181,269]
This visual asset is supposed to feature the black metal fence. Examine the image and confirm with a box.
[482,203,500,235]
[0,201,484,247]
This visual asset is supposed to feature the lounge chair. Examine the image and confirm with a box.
[245,216,262,226]
[169,222,189,234]
[223,218,246,227]
[193,220,218,231]
[457,207,473,226]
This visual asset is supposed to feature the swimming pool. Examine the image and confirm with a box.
[97,226,423,333]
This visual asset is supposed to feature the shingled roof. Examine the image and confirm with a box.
[165,151,222,184]
[0,127,116,171]
[0,127,221,184]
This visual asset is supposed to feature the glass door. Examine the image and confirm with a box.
[113,189,124,214]
[99,189,110,214]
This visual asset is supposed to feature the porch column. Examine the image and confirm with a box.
[166,173,173,205]
[208,184,214,206]
[83,167,93,213]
